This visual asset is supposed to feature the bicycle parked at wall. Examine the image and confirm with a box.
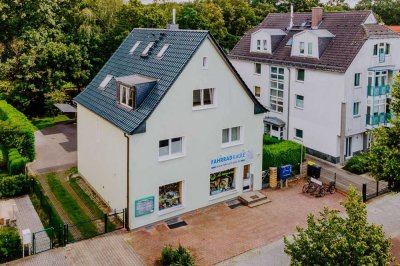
[302,177,318,193]
[303,178,336,197]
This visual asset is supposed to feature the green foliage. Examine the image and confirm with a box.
[343,153,368,174]
[160,244,195,266]
[46,172,98,238]
[0,174,30,198]
[263,140,305,174]
[0,101,35,161]
[355,0,400,25]
[0,143,6,168]
[69,178,104,218]
[7,148,27,175]
[31,115,73,131]
[0,226,22,263]
[263,135,282,145]
[284,187,392,265]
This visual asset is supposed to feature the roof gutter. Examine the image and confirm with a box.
[124,133,130,231]
[287,68,291,140]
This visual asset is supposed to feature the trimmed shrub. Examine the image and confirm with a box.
[0,174,30,198]
[0,143,6,168]
[263,140,305,175]
[7,148,27,175]
[0,100,35,161]
[160,245,195,266]
[343,154,368,174]
[263,135,282,145]
[0,226,22,263]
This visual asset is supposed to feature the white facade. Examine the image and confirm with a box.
[231,28,400,163]
[77,37,264,229]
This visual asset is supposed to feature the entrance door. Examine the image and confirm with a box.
[242,164,252,192]
[345,137,352,158]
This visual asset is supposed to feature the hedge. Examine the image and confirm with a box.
[343,154,369,174]
[0,226,22,263]
[263,140,305,175]
[7,148,27,175]
[0,174,30,198]
[160,245,195,266]
[263,135,282,145]
[0,143,6,168]
[0,100,35,161]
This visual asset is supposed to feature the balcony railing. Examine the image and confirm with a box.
[367,85,390,97]
[366,112,393,126]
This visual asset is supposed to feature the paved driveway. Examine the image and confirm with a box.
[29,123,77,174]
[126,180,345,266]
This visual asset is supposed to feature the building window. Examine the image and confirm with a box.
[202,57,208,69]
[222,126,242,145]
[297,69,305,81]
[353,102,360,116]
[385,43,390,55]
[263,40,268,50]
[119,85,135,108]
[295,128,303,139]
[255,86,261,97]
[295,95,304,108]
[254,63,261,74]
[99,74,113,89]
[210,168,235,196]
[159,181,182,211]
[374,43,390,56]
[159,137,183,158]
[354,73,361,87]
[142,42,154,56]
[129,41,141,54]
[307,42,312,55]
[257,40,261,50]
[270,67,284,113]
[299,42,305,54]
[373,44,378,55]
[193,88,214,108]
[157,44,170,58]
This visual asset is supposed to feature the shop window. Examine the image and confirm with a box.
[254,63,261,75]
[159,181,182,211]
[193,88,215,108]
[297,69,305,81]
[210,168,235,196]
[159,137,183,158]
[119,85,135,109]
[255,86,261,97]
[222,126,242,145]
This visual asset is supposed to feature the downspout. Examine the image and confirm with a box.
[286,68,291,140]
[124,133,130,231]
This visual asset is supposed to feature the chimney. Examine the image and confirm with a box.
[311,7,323,29]
[167,8,179,30]
[288,5,294,29]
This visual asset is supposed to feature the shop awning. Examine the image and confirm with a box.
[54,103,77,113]
[368,65,397,71]
[264,117,285,127]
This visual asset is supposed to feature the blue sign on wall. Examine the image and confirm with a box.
[135,196,154,217]
[279,165,292,180]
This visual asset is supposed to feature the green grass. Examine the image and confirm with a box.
[46,173,98,238]
[0,169,8,178]
[31,115,73,131]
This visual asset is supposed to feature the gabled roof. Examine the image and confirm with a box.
[295,29,335,38]
[253,28,287,36]
[74,29,266,134]
[229,11,400,72]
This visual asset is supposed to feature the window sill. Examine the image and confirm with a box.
[254,73,261,76]
[221,141,243,149]
[353,115,361,118]
[158,153,185,162]
[158,204,184,216]
[294,137,303,141]
[354,86,362,89]
[294,106,304,110]
[295,80,305,83]
[209,189,238,201]
[192,105,216,111]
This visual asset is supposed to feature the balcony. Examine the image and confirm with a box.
[367,85,390,97]
[366,112,393,128]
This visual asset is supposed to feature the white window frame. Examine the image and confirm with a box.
[299,42,305,55]
[353,102,360,117]
[295,128,303,140]
[354,73,361,87]
[192,88,216,110]
[269,66,284,113]
[254,63,261,75]
[202,56,208,69]
[295,94,304,109]
[156,44,170,59]
[221,126,243,148]
[158,180,185,215]
[263,40,268,50]
[158,137,185,161]
[307,42,312,55]
[209,168,238,201]
[254,86,261,98]
[119,85,135,109]
[296,69,305,82]
[257,40,261,50]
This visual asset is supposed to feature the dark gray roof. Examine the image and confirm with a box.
[264,116,285,127]
[229,11,400,73]
[74,29,266,134]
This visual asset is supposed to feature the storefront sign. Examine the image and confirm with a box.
[210,150,253,172]
[135,196,154,217]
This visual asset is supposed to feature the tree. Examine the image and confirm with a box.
[355,0,400,25]
[367,74,400,189]
[0,226,22,263]
[284,187,392,265]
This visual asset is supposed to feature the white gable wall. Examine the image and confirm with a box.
[129,37,264,229]
[251,30,272,53]
[291,31,319,58]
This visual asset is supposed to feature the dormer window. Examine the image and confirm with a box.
[142,42,154,57]
[263,40,268,50]
[119,84,135,109]
[307,43,313,55]
[250,29,286,54]
[157,44,170,58]
[129,41,141,54]
[257,40,261,50]
[299,42,305,55]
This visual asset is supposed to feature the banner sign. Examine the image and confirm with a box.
[210,150,253,172]
[135,196,154,217]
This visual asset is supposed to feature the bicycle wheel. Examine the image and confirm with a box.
[329,186,336,194]
[302,184,309,193]
[317,187,326,197]
[308,183,318,193]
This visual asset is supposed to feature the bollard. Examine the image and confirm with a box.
[362,183,367,202]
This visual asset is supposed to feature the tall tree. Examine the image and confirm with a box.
[284,187,392,265]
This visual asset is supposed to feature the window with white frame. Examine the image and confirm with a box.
[263,40,268,50]
[159,181,182,211]
[353,102,360,116]
[193,88,214,108]
[295,95,304,108]
[270,67,284,113]
[254,86,261,97]
[307,42,312,55]
[202,56,208,69]
[119,85,135,108]
[295,128,303,139]
[222,126,242,145]
[159,137,184,158]
[297,69,305,81]
[300,42,305,54]
[254,63,261,74]
[354,73,361,87]
[257,40,261,50]
[373,43,390,56]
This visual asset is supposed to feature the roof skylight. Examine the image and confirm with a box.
[156,44,170,59]
[129,41,141,54]
[141,42,155,57]
[99,74,113,89]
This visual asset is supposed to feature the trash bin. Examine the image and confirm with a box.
[307,164,321,179]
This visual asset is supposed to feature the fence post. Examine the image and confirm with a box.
[122,209,125,229]
[334,173,337,184]
[362,183,367,202]
[104,213,108,234]
[376,180,379,197]
[64,224,68,245]
[124,208,129,230]
[32,232,35,255]
[58,224,63,247]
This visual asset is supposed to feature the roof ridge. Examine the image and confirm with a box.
[133,28,209,33]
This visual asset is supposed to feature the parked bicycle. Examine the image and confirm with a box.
[302,177,318,193]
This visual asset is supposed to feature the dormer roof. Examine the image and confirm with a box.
[295,29,334,38]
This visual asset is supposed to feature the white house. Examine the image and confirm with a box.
[229,7,400,164]
[74,27,266,229]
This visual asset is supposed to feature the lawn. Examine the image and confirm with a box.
[31,115,73,131]
[46,173,98,238]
